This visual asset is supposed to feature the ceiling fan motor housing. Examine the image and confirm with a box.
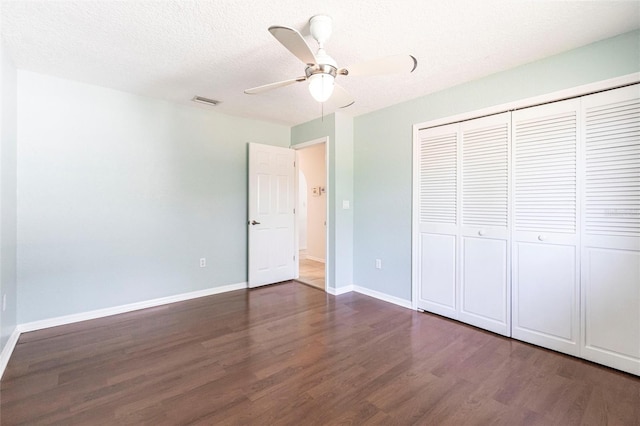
[309,15,332,46]
[305,63,337,79]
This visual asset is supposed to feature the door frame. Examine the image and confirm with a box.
[292,136,330,291]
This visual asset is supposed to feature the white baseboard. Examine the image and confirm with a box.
[0,282,247,379]
[326,285,353,296]
[353,285,413,310]
[305,255,326,263]
[19,282,247,333]
[0,327,21,379]
[325,285,413,310]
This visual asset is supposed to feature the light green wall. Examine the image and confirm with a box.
[291,112,355,290]
[0,39,18,351]
[17,71,290,323]
[291,115,335,147]
[333,113,354,289]
[353,30,640,301]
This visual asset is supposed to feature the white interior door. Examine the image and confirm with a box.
[459,113,511,336]
[511,99,581,356]
[580,84,640,376]
[248,143,296,288]
[416,122,459,319]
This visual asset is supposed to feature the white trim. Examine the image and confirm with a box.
[353,286,413,310]
[414,73,640,131]
[326,285,414,310]
[294,151,300,281]
[18,282,247,333]
[305,255,326,263]
[411,122,420,310]
[0,328,21,379]
[290,136,327,150]
[326,285,353,296]
[324,137,331,290]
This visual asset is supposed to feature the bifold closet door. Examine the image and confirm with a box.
[459,113,511,336]
[416,122,459,319]
[581,84,640,376]
[512,99,581,356]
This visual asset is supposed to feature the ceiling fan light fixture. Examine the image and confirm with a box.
[244,15,415,109]
[308,73,334,102]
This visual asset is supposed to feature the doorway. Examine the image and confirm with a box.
[295,140,327,290]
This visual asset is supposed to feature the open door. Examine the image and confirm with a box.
[248,143,296,288]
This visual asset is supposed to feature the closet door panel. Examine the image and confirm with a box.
[514,242,577,345]
[459,113,511,335]
[583,85,640,250]
[419,233,457,318]
[513,104,579,240]
[460,236,508,335]
[461,113,510,236]
[417,123,459,318]
[581,84,640,375]
[583,248,639,375]
[512,99,580,356]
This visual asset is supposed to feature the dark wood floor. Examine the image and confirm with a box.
[1,282,638,425]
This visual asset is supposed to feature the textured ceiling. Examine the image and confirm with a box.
[1,1,639,126]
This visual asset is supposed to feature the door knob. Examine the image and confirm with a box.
[478,230,486,236]
[538,234,547,241]
[250,220,261,225]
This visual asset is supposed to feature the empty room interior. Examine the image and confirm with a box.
[0,1,639,424]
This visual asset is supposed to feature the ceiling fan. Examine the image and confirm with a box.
[244,15,417,108]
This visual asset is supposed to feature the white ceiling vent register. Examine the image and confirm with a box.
[192,96,220,106]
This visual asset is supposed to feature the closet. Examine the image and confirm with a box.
[414,83,639,376]
[416,113,511,336]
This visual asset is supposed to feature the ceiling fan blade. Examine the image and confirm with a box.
[244,77,307,95]
[268,26,317,66]
[329,84,355,108]
[340,55,417,77]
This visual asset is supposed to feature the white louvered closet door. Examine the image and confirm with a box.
[459,113,511,336]
[581,84,640,376]
[512,99,581,356]
[416,123,459,319]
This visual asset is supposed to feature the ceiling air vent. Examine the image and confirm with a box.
[192,96,220,106]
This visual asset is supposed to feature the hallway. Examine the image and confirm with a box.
[297,253,325,290]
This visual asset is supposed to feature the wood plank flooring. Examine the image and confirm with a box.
[297,257,325,290]
[1,282,639,425]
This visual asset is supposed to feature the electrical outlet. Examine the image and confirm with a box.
[375,259,382,269]
[2,294,6,312]
[200,258,206,268]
